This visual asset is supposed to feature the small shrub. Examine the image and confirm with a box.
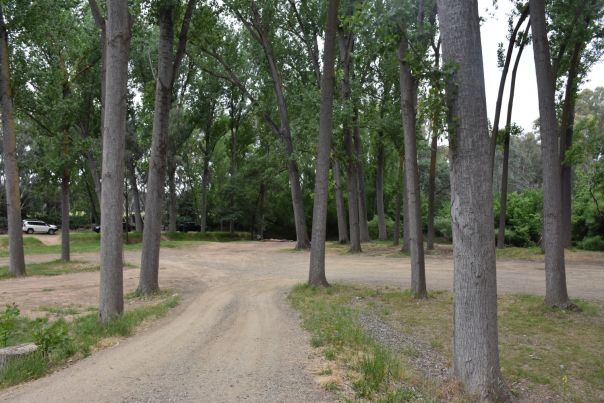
[32,319,72,355]
[577,235,604,251]
[0,304,20,347]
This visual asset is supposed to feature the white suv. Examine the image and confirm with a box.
[22,220,58,235]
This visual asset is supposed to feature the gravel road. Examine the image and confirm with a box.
[0,241,602,402]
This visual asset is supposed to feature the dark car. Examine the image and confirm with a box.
[93,221,132,233]
[177,222,201,232]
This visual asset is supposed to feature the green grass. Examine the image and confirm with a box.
[0,260,99,280]
[0,292,179,388]
[0,231,249,258]
[290,284,604,401]
[496,246,544,260]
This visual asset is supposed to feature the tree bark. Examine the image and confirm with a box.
[497,25,527,249]
[354,118,370,243]
[399,36,426,298]
[489,5,529,173]
[99,0,130,323]
[401,153,410,252]
[530,0,572,308]
[0,6,25,277]
[438,0,508,399]
[167,156,177,232]
[129,168,143,232]
[61,169,70,262]
[559,41,582,249]
[427,133,437,249]
[332,159,349,244]
[338,24,361,253]
[308,0,339,287]
[375,131,387,240]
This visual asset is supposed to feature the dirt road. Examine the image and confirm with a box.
[0,241,602,402]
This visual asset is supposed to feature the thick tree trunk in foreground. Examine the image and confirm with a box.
[61,170,70,262]
[0,6,25,277]
[438,0,508,399]
[99,0,130,323]
[497,28,527,249]
[530,0,572,308]
[399,37,426,298]
[332,159,349,244]
[375,132,387,240]
[308,0,339,287]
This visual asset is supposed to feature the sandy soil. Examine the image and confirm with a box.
[0,241,602,402]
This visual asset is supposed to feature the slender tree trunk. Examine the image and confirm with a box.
[489,5,529,173]
[167,158,177,232]
[559,42,582,249]
[332,159,349,244]
[0,6,25,277]
[99,0,130,323]
[401,153,410,252]
[354,118,370,242]
[139,6,175,294]
[399,37,426,298]
[375,132,387,240]
[427,133,437,249]
[339,22,361,253]
[129,169,143,232]
[308,0,339,287]
[200,161,210,233]
[438,0,508,399]
[61,170,70,262]
[530,0,572,308]
[497,29,527,248]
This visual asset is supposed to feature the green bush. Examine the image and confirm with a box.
[0,304,20,347]
[434,203,452,241]
[32,319,72,355]
[577,235,604,251]
[367,215,395,240]
[497,190,543,247]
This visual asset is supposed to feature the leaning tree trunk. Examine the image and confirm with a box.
[375,131,387,240]
[308,0,339,287]
[497,29,527,249]
[332,159,349,244]
[438,0,509,399]
[139,6,175,295]
[61,169,70,262]
[99,0,130,323]
[0,6,25,277]
[530,0,572,308]
[399,36,426,298]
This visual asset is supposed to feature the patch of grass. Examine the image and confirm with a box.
[290,283,604,401]
[496,247,544,260]
[0,293,179,388]
[0,260,100,280]
[36,306,81,316]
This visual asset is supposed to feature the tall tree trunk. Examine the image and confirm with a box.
[375,132,387,240]
[129,168,143,232]
[99,0,130,323]
[0,6,25,277]
[139,6,175,294]
[438,0,508,399]
[530,0,572,308]
[61,169,70,262]
[200,160,210,233]
[399,36,426,298]
[167,157,177,232]
[401,153,410,252]
[308,0,339,287]
[339,20,361,253]
[427,133,437,249]
[489,5,529,173]
[139,0,195,295]
[497,27,527,248]
[559,41,582,248]
[332,159,349,244]
[354,118,370,243]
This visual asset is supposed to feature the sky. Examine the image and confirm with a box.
[479,0,604,132]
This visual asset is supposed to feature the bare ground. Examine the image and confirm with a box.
[0,241,602,402]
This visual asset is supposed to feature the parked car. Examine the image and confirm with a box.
[93,221,132,233]
[177,222,201,232]
[22,220,58,235]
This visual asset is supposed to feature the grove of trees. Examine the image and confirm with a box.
[1,0,602,398]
